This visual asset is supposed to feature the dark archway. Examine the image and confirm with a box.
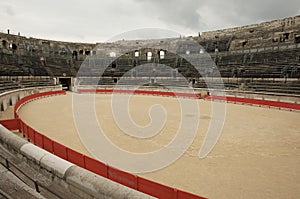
[12,43,17,51]
[72,51,78,60]
[58,77,72,91]
[2,40,7,49]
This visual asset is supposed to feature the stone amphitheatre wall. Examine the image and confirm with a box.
[1,15,299,56]
[0,15,299,96]
[198,15,300,50]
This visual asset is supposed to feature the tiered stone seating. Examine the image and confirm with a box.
[0,79,20,93]
[0,77,55,93]
[245,79,300,95]
[0,64,27,76]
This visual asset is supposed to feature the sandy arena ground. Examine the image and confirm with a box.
[5,92,299,199]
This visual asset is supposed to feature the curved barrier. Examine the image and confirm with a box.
[2,89,300,198]
[10,90,206,199]
[0,85,62,112]
[204,94,300,111]
[0,124,154,199]
[77,88,201,98]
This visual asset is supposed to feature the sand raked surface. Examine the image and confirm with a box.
[14,92,300,199]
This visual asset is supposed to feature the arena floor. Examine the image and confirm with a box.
[10,92,300,199]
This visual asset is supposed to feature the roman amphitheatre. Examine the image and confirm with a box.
[0,15,300,199]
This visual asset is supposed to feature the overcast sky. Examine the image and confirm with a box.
[0,0,299,43]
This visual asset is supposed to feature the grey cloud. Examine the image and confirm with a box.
[134,0,300,32]
[0,2,15,17]
[1,0,299,42]
[134,0,204,31]
[5,5,15,16]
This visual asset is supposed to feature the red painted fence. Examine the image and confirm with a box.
[2,90,207,199]
[14,119,205,198]
[77,88,201,98]
[2,89,299,198]
[0,118,20,130]
[204,95,300,110]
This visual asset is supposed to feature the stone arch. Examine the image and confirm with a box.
[2,40,7,49]
[12,43,17,51]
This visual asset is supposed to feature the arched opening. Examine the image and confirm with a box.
[85,50,90,56]
[295,35,300,43]
[12,43,17,51]
[110,52,116,57]
[2,40,7,49]
[111,62,117,68]
[58,77,72,91]
[134,50,139,57]
[159,50,165,59]
[147,51,152,61]
[72,51,78,60]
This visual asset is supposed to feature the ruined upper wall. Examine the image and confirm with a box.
[196,15,300,50]
[201,16,299,37]
[1,15,299,57]
[0,32,96,58]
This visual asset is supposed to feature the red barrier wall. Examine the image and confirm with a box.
[108,166,138,190]
[0,118,20,130]
[27,126,35,143]
[34,131,44,148]
[53,141,68,160]
[23,122,29,139]
[84,156,108,178]
[205,95,300,110]
[67,148,85,168]
[77,88,201,98]
[138,177,176,199]
[43,136,54,153]
[11,89,210,198]
[14,90,66,118]
[6,89,300,198]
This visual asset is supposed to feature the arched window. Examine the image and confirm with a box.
[147,51,152,61]
[2,40,7,48]
[110,52,116,57]
[134,50,139,57]
[159,50,165,59]
[12,43,17,52]
[72,51,78,60]
[85,50,90,56]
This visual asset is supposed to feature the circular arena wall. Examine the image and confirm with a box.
[14,89,300,199]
